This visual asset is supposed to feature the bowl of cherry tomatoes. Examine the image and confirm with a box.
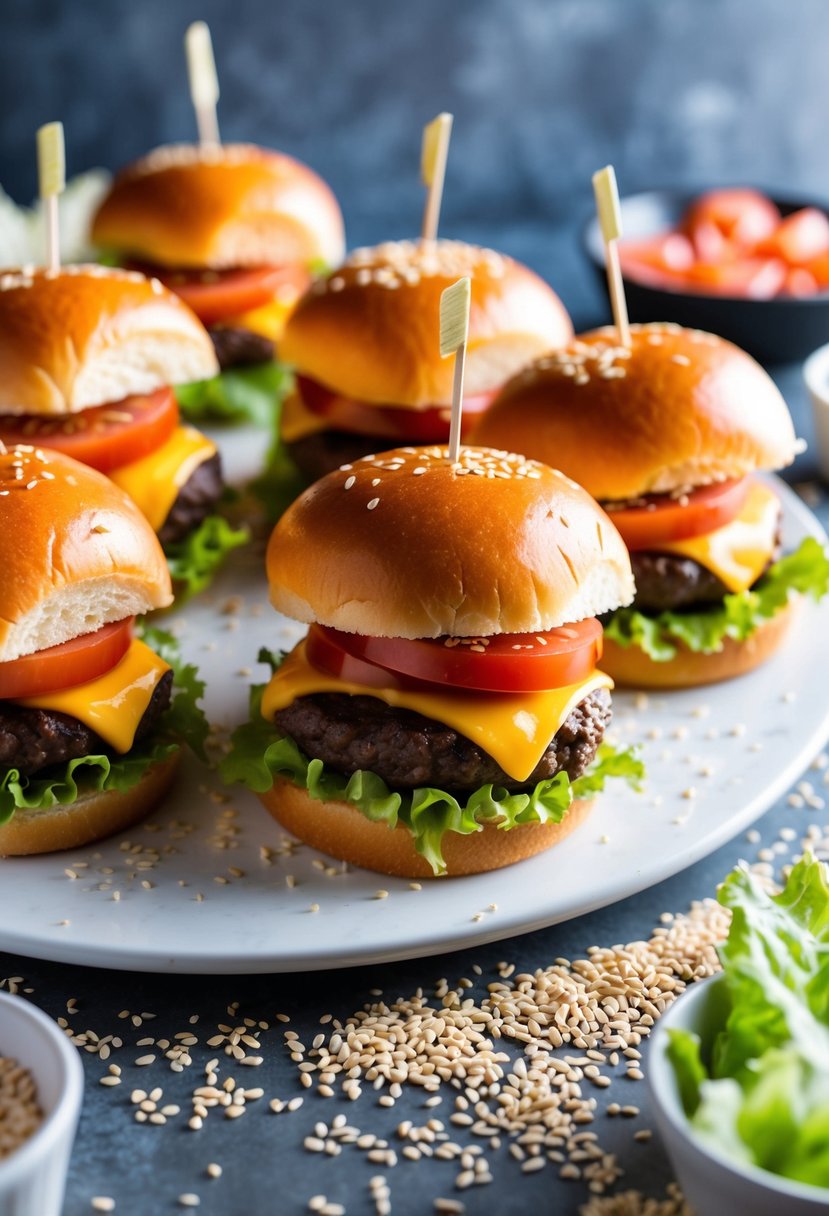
[583,186,829,363]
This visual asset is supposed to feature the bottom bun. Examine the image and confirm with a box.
[259,776,595,878]
[602,600,799,690]
[0,751,181,857]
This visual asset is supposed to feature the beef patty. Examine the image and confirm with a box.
[285,430,388,482]
[626,506,782,613]
[209,326,275,371]
[0,669,173,778]
[158,453,224,548]
[274,687,611,793]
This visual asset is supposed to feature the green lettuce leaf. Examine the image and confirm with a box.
[605,536,829,661]
[164,513,249,600]
[175,361,290,427]
[0,627,208,824]
[667,854,829,1187]
[220,686,644,875]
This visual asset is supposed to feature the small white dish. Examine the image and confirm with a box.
[803,340,829,480]
[648,974,829,1216]
[0,990,83,1216]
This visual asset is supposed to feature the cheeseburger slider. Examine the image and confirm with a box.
[0,264,245,594]
[92,143,346,422]
[0,444,205,855]
[223,445,642,878]
[473,322,829,687]
[276,239,573,481]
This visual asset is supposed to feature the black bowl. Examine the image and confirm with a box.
[582,188,829,364]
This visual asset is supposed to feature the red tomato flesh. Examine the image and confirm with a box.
[138,265,311,326]
[306,620,604,694]
[0,388,179,474]
[0,618,134,701]
[606,479,750,551]
[297,375,495,443]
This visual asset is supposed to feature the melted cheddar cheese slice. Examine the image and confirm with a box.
[262,640,613,783]
[18,640,170,754]
[654,482,779,594]
[223,295,299,342]
[279,389,330,444]
[110,425,217,533]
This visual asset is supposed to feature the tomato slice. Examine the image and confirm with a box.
[757,207,829,266]
[0,618,133,701]
[137,265,312,327]
[306,620,604,694]
[606,479,750,551]
[0,388,179,474]
[296,376,496,443]
[682,189,781,250]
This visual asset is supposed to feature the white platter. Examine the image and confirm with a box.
[0,433,827,973]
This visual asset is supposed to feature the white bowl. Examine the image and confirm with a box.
[648,973,829,1216]
[0,990,83,1216]
[803,341,829,481]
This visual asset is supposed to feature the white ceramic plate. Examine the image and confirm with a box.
[0,433,826,973]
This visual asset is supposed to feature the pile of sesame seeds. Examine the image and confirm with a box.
[520,321,721,388]
[337,446,546,500]
[0,1055,43,1159]
[0,445,53,494]
[0,264,159,292]
[128,142,268,176]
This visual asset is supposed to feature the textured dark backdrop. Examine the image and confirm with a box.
[3,0,829,247]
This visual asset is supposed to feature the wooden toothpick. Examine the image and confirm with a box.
[440,276,471,464]
[421,112,453,243]
[185,21,221,147]
[37,121,65,274]
[592,165,631,347]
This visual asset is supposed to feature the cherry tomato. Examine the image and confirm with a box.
[758,208,829,266]
[679,258,787,299]
[296,376,496,443]
[0,388,179,474]
[618,233,695,276]
[141,265,312,326]
[682,188,781,250]
[0,619,133,701]
[306,620,604,694]
[784,267,820,297]
[606,480,751,551]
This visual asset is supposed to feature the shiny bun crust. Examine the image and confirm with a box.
[602,599,798,689]
[0,266,219,416]
[0,446,172,662]
[0,752,180,856]
[280,240,573,407]
[472,323,797,500]
[260,778,594,878]
[267,445,634,637]
[92,143,345,270]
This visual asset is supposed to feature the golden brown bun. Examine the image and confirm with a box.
[0,265,218,416]
[92,143,345,270]
[0,752,180,856]
[472,323,797,499]
[603,599,799,689]
[280,240,573,407]
[0,446,172,662]
[260,777,593,878]
[268,445,634,637]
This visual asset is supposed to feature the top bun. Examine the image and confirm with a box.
[472,323,797,500]
[280,240,573,408]
[267,445,633,638]
[0,445,172,662]
[92,143,345,271]
[0,265,219,416]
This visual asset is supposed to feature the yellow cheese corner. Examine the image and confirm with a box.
[17,639,170,755]
[110,425,217,533]
[262,640,612,784]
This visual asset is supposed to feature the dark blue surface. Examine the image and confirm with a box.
[2,2,829,1212]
